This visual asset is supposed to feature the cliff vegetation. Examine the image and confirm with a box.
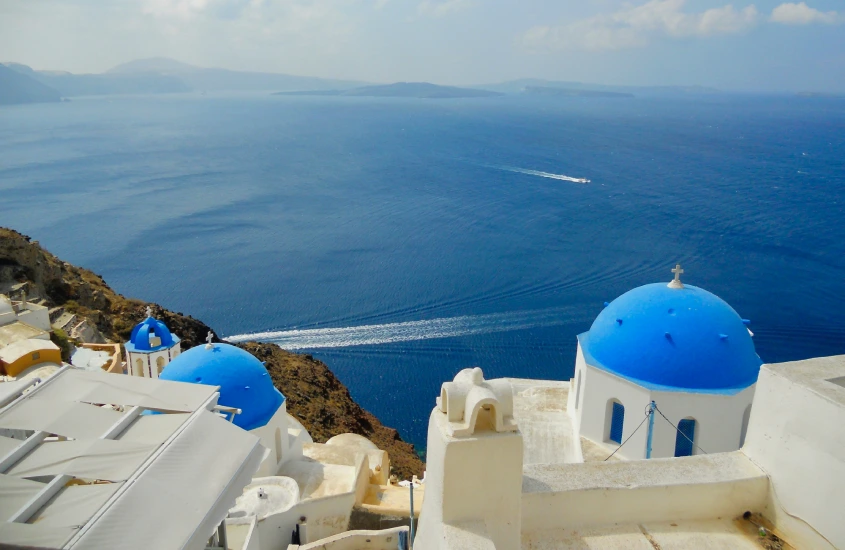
[0,227,424,479]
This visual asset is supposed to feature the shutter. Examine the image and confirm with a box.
[609,402,625,444]
[674,419,696,457]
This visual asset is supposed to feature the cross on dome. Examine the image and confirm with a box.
[146,305,153,318]
[668,264,684,289]
[205,331,215,349]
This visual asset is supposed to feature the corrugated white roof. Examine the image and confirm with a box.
[70,411,265,550]
[33,367,219,412]
[0,368,265,549]
[0,397,124,439]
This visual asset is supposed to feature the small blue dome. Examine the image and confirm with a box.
[125,316,179,353]
[580,283,762,393]
[160,343,284,431]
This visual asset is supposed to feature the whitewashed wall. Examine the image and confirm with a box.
[521,451,769,531]
[253,492,356,549]
[292,526,409,550]
[575,351,651,460]
[572,342,755,460]
[743,359,845,550]
[414,407,523,550]
[126,341,179,379]
[16,305,51,332]
[649,385,754,458]
[251,402,291,476]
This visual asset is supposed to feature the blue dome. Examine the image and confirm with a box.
[160,343,284,431]
[580,283,762,393]
[126,316,179,352]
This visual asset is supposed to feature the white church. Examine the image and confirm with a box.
[0,265,843,550]
[569,264,761,461]
[124,307,182,378]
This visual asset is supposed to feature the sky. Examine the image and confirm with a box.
[1,0,844,91]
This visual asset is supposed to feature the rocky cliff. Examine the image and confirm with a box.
[0,227,424,478]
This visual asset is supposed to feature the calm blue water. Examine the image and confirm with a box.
[2,93,844,448]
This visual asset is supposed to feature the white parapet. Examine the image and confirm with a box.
[415,368,523,550]
[742,355,845,550]
[521,451,768,532]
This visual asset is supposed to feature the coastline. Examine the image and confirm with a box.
[0,226,425,478]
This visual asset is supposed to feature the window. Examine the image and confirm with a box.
[609,401,625,444]
[674,418,696,457]
[156,356,166,375]
[575,372,582,409]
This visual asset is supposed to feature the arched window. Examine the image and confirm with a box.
[134,358,144,377]
[674,418,697,457]
[574,372,582,409]
[739,405,752,447]
[608,401,625,444]
[155,356,166,376]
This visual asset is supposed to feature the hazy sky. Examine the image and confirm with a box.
[1,0,844,91]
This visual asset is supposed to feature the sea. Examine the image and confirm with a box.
[1,92,844,450]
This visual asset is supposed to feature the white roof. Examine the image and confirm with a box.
[0,378,38,407]
[0,321,47,349]
[70,347,113,371]
[0,339,59,364]
[0,368,265,549]
[33,368,218,412]
[0,295,12,317]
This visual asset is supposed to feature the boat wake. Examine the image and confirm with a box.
[496,166,590,184]
[225,307,580,350]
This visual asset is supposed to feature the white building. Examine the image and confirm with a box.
[414,367,523,550]
[5,261,845,550]
[568,266,761,460]
[124,308,181,378]
[0,293,62,378]
[159,339,292,475]
[401,266,845,549]
[159,339,417,548]
[408,357,845,549]
[0,366,265,549]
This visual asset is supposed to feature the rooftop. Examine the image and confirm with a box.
[0,321,47,348]
[0,339,59,364]
[0,368,264,549]
[507,378,580,465]
[582,280,761,393]
[764,354,845,407]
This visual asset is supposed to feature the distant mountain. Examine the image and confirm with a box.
[480,79,720,97]
[0,64,61,105]
[4,62,190,96]
[1,57,366,97]
[522,86,633,98]
[107,57,366,93]
[106,57,201,74]
[275,82,503,99]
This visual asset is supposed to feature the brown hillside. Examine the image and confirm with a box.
[238,342,423,479]
[0,227,424,479]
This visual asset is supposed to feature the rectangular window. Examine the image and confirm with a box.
[609,402,625,444]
